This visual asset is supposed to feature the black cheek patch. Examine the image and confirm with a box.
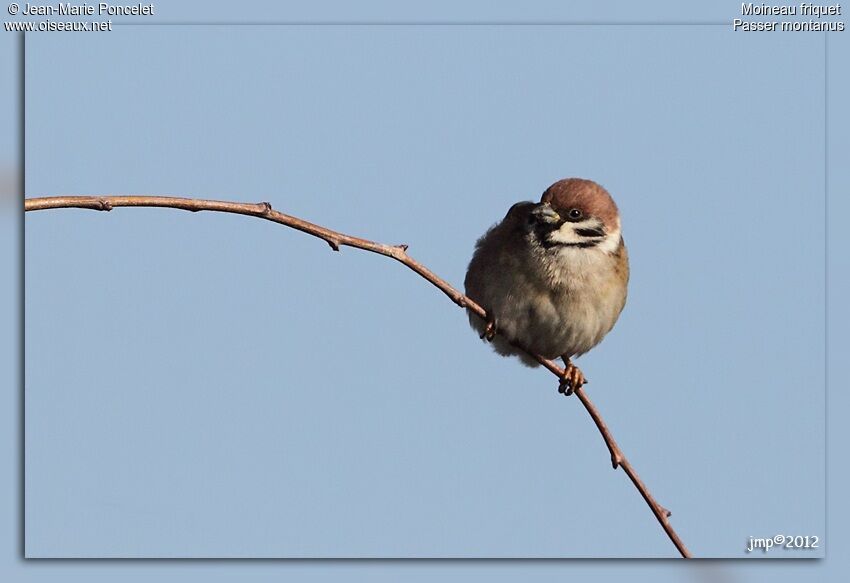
[542,239,600,249]
[575,227,605,238]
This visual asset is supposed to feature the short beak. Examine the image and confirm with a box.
[531,203,562,224]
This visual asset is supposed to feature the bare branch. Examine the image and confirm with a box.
[24,195,692,558]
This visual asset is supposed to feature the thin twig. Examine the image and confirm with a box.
[25,195,691,558]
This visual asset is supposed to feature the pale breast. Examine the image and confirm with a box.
[465,227,628,365]
[510,241,628,359]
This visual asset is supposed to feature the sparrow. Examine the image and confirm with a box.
[463,178,629,394]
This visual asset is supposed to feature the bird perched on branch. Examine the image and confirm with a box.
[464,178,629,394]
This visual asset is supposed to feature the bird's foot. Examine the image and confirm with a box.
[558,361,587,396]
[480,318,497,342]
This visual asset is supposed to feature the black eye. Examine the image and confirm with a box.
[568,208,582,220]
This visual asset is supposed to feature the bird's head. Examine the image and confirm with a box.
[529,178,621,253]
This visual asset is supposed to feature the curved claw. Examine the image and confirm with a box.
[558,361,587,396]
[480,319,496,342]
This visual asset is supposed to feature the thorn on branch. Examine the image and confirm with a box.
[396,243,409,252]
[611,453,623,469]
[660,505,672,518]
[326,239,340,252]
[259,201,273,215]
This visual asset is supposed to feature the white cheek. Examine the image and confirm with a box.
[547,218,604,246]
[547,217,622,254]
[547,223,583,245]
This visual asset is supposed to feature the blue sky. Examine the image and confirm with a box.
[3,0,849,580]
